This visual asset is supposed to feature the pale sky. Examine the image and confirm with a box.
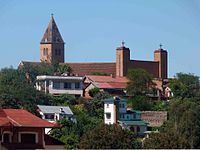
[0,0,200,77]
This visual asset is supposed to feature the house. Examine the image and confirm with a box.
[84,75,128,98]
[104,97,148,136]
[36,75,84,97]
[37,105,76,134]
[0,109,64,150]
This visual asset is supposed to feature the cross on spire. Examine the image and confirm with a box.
[122,41,125,47]
[159,43,163,49]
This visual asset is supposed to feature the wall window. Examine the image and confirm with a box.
[75,82,80,89]
[43,48,48,56]
[107,104,109,108]
[106,113,111,119]
[20,133,36,144]
[55,49,58,55]
[45,114,54,120]
[122,103,125,108]
[3,133,11,143]
[53,82,60,89]
[64,82,71,89]
[137,126,140,132]
[58,49,61,55]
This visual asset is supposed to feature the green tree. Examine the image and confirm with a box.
[88,88,100,97]
[169,73,200,99]
[0,68,51,114]
[127,96,153,111]
[144,98,200,149]
[80,123,141,149]
[126,69,154,96]
[58,64,72,75]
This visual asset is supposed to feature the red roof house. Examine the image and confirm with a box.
[0,109,64,149]
[84,75,128,98]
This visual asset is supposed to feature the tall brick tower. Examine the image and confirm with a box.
[154,44,168,79]
[40,14,65,63]
[116,42,130,77]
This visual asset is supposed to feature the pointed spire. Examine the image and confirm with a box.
[40,15,64,44]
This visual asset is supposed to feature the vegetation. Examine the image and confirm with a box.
[169,72,200,99]
[2,63,200,149]
[80,123,141,149]
[88,87,100,97]
[91,72,109,76]
[126,69,154,96]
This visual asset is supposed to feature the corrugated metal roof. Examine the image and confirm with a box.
[37,105,73,115]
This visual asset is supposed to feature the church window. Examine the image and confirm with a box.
[43,48,48,56]
[58,49,61,55]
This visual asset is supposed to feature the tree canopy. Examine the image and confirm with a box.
[80,123,141,149]
[169,73,200,99]
[126,69,154,96]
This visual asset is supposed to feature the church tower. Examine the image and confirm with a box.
[154,44,168,79]
[40,15,65,63]
[116,42,130,77]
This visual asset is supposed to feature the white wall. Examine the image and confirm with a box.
[104,101,116,124]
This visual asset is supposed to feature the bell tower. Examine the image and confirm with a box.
[116,42,130,77]
[40,14,65,63]
[154,44,168,79]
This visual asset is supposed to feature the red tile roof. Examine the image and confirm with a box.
[66,62,116,76]
[20,61,116,77]
[86,75,128,89]
[0,109,58,128]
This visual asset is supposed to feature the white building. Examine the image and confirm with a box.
[37,105,76,134]
[104,97,148,136]
[36,75,84,97]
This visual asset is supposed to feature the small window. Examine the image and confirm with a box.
[137,126,140,132]
[64,82,71,89]
[106,113,111,119]
[58,49,61,55]
[3,133,11,143]
[43,48,48,56]
[53,82,60,89]
[122,103,125,108]
[21,134,36,144]
[127,115,129,119]
[107,104,109,108]
[75,82,80,89]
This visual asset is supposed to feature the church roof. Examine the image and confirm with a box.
[40,15,64,44]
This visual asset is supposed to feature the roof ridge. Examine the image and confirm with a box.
[7,116,21,126]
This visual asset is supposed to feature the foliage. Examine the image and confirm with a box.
[58,64,72,75]
[144,98,200,149]
[127,96,153,111]
[91,72,109,76]
[126,69,154,96]
[169,72,200,99]
[88,88,100,97]
[80,123,141,149]
[0,68,51,114]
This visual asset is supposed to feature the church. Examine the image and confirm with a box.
[20,15,168,79]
